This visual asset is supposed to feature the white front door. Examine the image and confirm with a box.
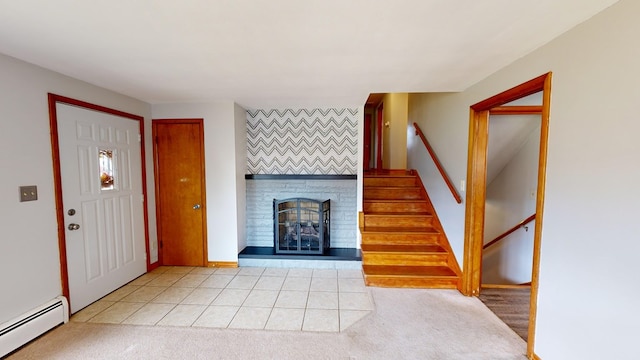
[57,103,146,313]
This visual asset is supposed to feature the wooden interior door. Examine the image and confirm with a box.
[153,119,207,266]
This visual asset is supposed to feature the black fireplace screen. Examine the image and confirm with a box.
[274,198,330,255]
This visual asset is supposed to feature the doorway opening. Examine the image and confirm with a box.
[461,73,552,357]
[480,109,541,342]
[364,93,384,170]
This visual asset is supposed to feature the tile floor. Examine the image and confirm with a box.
[71,266,374,332]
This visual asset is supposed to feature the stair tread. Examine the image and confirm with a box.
[365,186,420,189]
[364,277,459,289]
[364,199,429,203]
[363,265,457,277]
[361,226,440,234]
[363,174,415,178]
[361,244,446,253]
[365,212,432,216]
[364,169,415,177]
[363,200,432,214]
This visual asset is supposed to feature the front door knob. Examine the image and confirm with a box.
[193,204,201,210]
[68,223,80,231]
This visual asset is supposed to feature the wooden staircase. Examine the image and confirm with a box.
[360,169,462,289]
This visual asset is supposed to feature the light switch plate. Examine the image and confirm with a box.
[20,185,38,202]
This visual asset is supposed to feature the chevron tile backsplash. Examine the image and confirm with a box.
[247,108,358,175]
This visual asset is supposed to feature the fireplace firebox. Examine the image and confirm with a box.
[274,198,330,255]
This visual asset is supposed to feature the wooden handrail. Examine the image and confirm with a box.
[483,214,536,250]
[413,122,462,204]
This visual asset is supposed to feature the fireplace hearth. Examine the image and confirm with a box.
[274,198,330,255]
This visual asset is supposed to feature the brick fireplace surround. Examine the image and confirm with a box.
[240,175,360,268]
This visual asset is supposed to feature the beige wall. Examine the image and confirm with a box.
[483,122,540,284]
[151,102,243,263]
[407,1,638,358]
[234,103,248,252]
[382,93,408,169]
[0,53,154,324]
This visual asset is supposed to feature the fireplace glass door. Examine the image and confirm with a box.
[274,198,330,255]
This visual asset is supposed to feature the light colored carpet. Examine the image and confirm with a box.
[8,288,527,360]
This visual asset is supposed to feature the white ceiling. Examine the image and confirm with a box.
[0,0,618,109]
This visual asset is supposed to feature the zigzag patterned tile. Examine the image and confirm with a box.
[247,137,357,151]
[247,108,358,175]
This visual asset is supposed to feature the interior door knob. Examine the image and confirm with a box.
[68,223,80,231]
[193,204,201,210]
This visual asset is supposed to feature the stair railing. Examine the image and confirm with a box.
[483,214,536,250]
[413,122,462,204]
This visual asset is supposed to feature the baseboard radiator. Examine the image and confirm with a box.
[0,296,69,357]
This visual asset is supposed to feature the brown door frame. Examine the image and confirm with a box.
[363,113,372,171]
[461,73,552,358]
[48,93,152,307]
[152,118,208,266]
[375,102,384,169]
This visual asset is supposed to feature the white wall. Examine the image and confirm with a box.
[151,102,241,262]
[234,103,247,252]
[483,123,540,284]
[408,0,639,358]
[407,93,468,265]
[356,105,364,247]
[0,53,153,324]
